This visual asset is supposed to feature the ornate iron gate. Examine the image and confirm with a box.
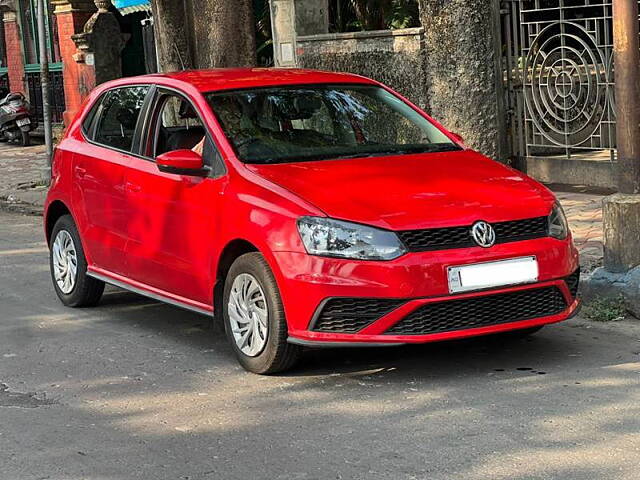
[503,0,617,162]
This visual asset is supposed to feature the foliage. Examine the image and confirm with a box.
[582,295,627,322]
[388,0,420,29]
[331,0,420,32]
[350,0,394,30]
[253,0,273,66]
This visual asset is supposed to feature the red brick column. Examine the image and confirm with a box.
[3,11,25,94]
[53,1,96,125]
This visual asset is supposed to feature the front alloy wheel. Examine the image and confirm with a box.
[223,253,301,374]
[228,273,269,357]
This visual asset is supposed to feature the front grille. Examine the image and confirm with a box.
[397,216,548,252]
[564,268,580,298]
[312,298,405,333]
[493,216,548,242]
[386,286,567,335]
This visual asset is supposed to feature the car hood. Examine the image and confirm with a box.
[246,150,555,230]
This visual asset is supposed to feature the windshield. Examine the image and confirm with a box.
[205,84,460,164]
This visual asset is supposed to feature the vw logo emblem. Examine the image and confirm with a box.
[471,221,496,248]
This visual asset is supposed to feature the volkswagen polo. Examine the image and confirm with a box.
[44,69,580,374]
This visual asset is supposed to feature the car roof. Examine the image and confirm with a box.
[114,68,379,93]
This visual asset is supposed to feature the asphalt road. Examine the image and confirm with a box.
[2,210,640,480]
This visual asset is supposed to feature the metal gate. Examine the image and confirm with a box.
[502,0,617,163]
[25,70,66,124]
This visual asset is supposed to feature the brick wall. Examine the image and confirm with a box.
[56,11,94,125]
[3,17,25,94]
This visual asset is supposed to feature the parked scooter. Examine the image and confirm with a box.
[0,91,37,147]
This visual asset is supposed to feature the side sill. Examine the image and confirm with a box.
[287,337,405,348]
[87,271,213,318]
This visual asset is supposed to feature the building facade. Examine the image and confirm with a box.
[0,0,153,126]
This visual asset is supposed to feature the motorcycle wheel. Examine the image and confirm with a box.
[20,130,30,147]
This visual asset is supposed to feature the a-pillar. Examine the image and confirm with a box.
[52,0,96,125]
[0,1,25,94]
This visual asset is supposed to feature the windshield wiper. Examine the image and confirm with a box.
[244,144,463,164]
[394,144,463,155]
[338,144,463,159]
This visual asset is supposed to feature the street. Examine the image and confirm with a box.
[2,210,640,480]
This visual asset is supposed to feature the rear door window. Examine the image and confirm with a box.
[94,86,149,153]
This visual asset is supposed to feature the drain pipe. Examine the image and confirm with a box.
[36,0,53,184]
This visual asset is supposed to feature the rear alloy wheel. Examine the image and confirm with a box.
[52,230,78,294]
[50,215,104,307]
[223,253,300,374]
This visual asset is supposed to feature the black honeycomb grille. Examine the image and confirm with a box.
[397,216,548,252]
[386,286,567,335]
[564,268,580,298]
[312,298,406,333]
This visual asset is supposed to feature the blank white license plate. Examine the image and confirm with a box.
[447,256,539,294]
[16,118,30,127]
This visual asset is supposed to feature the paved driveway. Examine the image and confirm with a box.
[1,211,640,480]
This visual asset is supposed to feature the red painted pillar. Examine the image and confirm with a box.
[3,10,25,94]
[53,1,96,125]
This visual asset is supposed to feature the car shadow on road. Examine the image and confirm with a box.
[96,286,598,383]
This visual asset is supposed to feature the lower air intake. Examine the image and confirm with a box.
[312,298,405,333]
[386,286,567,335]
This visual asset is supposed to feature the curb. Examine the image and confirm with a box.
[0,196,43,216]
[580,267,640,318]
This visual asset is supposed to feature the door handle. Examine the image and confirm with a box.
[125,182,141,193]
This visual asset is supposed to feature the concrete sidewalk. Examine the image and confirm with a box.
[0,142,48,211]
[555,191,604,272]
[0,144,606,271]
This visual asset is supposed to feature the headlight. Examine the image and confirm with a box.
[548,203,569,239]
[297,216,406,260]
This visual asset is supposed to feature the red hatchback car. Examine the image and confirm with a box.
[45,68,580,373]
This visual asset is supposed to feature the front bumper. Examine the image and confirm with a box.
[271,236,580,345]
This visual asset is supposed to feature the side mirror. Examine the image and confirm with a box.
[450,132,464,144]
[157,149,208,177]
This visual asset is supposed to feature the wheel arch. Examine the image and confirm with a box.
[45,200,73,245]
[213,239,261,317]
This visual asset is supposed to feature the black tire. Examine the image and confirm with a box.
[20,130,30,147]
[223,252,301,374]
[49,214,104,307]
